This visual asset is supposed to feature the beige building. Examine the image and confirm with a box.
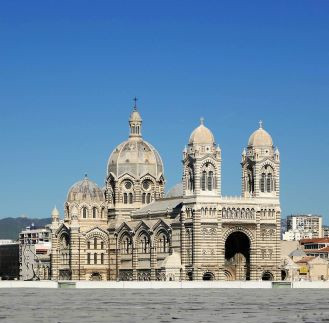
[51,105,281,281]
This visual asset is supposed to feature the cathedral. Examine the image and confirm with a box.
[50,103,281,281]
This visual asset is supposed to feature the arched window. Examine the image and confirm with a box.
[101,208,104,218]
[267,174,272,192]
[157,233,168,253]
[100,241,104,250]
[142,193,146,204]
[260,173,266,192]
[208,171,213,191]
[146,193,151,204]
[87,253,90,265]
[129,193,133,204]
[92,207,97,218]
[123,193,128,204]
[121,236,131,255]
[94,253,97,264]
[94,238,97,249]
[101,253,104,265]
[82,207,87,219]
[222,208,226,218]
[87,241,91,249]
[139,235,150,254]
[201,171,207,191]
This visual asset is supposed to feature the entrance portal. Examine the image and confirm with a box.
[262,271,274,281]
[225,232,251,280]
[90,272,102,281]
[202,272,215,281]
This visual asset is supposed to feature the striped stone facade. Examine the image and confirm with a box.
[50,108,281,281]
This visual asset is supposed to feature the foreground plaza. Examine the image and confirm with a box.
[51,104,281,281]
[1,288,329,323]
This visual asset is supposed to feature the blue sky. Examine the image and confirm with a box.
[0,0,328,221]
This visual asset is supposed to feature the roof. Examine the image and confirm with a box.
[300,238,329,244]
[295,256,315,264]
[289,249,306,258]
[132,197,183,217]
[166,183,183,198]
[305,247,329,253]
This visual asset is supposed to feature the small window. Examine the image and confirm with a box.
[101,253,104,265]
[94,253,97,265]
[101,241,104,250]
[123,193,128,204]
[83,208,87,218]
[94,238,97,250]
[93,207,97,218]
[87,253,90,265]
[129,193,133,204]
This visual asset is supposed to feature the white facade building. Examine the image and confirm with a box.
[19,222,52,280]
[283,215,323,241]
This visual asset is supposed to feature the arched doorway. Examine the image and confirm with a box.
[90,272,102,281]
[186,271,193,281]
[224,269,234,281]
[225,231,251,280]
[262,271,274,281]
[203,272,215,281]
[281,270,287,281]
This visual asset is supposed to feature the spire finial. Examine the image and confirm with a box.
[133,97,138,110]
[84,173,88,179]
[200,117,204,125]
[259,120,263,129]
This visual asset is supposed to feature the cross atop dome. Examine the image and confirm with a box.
[133,97,138,110]
[200,117,205,125]
[259,120,263,129]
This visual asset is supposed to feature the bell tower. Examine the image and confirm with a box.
[241,121,280,198]
[183,118,221,197]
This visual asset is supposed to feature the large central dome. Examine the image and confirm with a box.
[107,139,164,179]
[107,107,164,180]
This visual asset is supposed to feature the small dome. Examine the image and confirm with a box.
[248,122,273,147]
[289,249,306,258]
[166,183,183,198]
[162,251,182,269]
[67,175,105,203]
[51,207,59,217]
[189,119,215,145]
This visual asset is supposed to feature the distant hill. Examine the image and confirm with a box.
[0,217,52,240]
